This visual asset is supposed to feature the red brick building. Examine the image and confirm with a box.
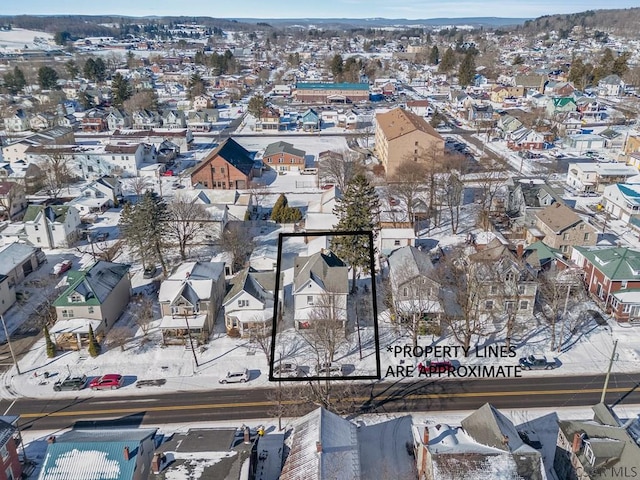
[262,141,306,173]
[190,138,255,190]
[0,417,23,480]
[572,246,640,322]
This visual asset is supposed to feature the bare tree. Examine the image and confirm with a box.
[167,194,211,261]
[215,222,255,272]
[388,159,429,224]
[0,181,25,220]
[474,161,509,231]
[248,180,269,215]
[442,172,465,234]
[129,176,153,201]
[37,152,75,198]
[437,247,488,355]
[301,290,348,367]
[135,296,155,337]
[105,326,132,352]
[318,149,363,192]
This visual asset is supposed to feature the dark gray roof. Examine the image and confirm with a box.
[388,246,436,284]
[58,428,157,443]
[263,141,305,159]
[293,251,348,294]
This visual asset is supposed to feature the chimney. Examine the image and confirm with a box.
[423,427,430,445]
[151,453,163,474]
[243,426,251,444]
[572,432,583,453]
[517,243,524,259]
[316,441,323,453]
[47,436,56,444]
[502,435,510,447]
[123,446,130,461]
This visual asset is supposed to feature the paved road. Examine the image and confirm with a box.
[8,372,640,431]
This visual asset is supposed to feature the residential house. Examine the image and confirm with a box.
[337,109,359,129]
[555,403,640,480]
[262,141,306,173]
[515,75,547,93]
[507,178,560,227]
[0,274,14,316]
[106,108,132,131]
[190,138,255,190]
[567,163,638,194]
[111,129,193,153]
[388,246,441,325]
[602,183,640,230]
[300,108,321,131]
[38,427,157,480]
[375,107,444,178]
[414,403,545,480]
[546,97,577,117]
[599,127,625,150]
[0,243,46,288]
[81,108,108,132]
[468,238,538,319]
[158,262,226,345]
[51,261,132,349]
[533,203,597,255]
[223,267,283,337]
[490,85,525,103]
[0,181,27,220]
[292,250,348,330]
[305,186,341,232]
[23,205,81,249]
[507,128,545,151]
[572,246,640,322]
[598,74,626,97]
[162,109,187,129]
[0,416,23,480]
[186,110,212,132]
[131,109,162,130]
[4,109,29,132]
[29,112,57,131]
[281,407,414,480]
[523,241,572,272]
[378,228,416,255]
[192,94,214,110]
[467,103,494,125]
[406,99,433,117]
[565,134,606,152]
[576,97,606,122]
[256,106,282,131]
[69,176,123,215]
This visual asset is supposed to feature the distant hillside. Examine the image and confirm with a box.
[237,17,529,29]
[518,7,640,36]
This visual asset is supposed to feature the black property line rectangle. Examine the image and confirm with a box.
[269,230,381,382]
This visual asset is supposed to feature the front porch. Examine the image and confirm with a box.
[158,314,209,346]
[50,318,104,351]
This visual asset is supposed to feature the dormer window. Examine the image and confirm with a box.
[69,294,83,303]
[505,272,516,282]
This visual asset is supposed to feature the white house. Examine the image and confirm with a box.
[378,228,416,255]
[223,267,283,338]
[599,74,626,97]
[4,110,29,132]
[602,183,640,228]
[566,163,639,194]
[69,176,124,214]
[272,85,292,96]
[22,205,81,249]
[292,250,348,330]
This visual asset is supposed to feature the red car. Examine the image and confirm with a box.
[418,360,454,375]
[89,374,124,390]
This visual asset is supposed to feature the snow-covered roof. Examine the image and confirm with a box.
[50,318,102,335]
[158,314,207,329]
[158,262,224,304]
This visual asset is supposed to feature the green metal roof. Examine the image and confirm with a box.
[574,246,640,281]
[23,205,71,223]
[295,82,369,91]
[53,261,130,308]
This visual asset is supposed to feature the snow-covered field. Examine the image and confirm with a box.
[0,28,53,52]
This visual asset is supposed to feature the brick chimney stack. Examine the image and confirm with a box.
[572,432,583,453]
[423,427,430,445]
[316,441,323,453]
[123,446,130,461]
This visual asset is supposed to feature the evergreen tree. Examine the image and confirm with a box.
[331,174,380,292]
[111,72,132,108]
[330,54,344,79]
[248,94,267,121]
[44,324,56,358]
[612,52,630,77]
[458,52,476,87]
[38,66,59,90]
[429,45,439,65]
[512,54,524,66]
[271,194,288,221]
[438,47,457,73]
[65,60,79,80]
[88,324,100,357]
[2,66,26,94]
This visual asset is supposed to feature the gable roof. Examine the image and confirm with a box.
[293,250,348,294]
[38,428,156,480]
[524,241,568,269]
[376,107,443,142]
[574,246,640,281]
[158,262,225,304]
[23,205,73,223]
[53,261,130,307]
[536,202,583,233]
[224,267,270,305]
[263,141,305,159]
[191,138,254,177]
[388,246,437,285]
[280,408,360,480]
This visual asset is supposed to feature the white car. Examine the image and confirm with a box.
[219,369,249,384]
[315,363,345,377]
[273,362,300,378]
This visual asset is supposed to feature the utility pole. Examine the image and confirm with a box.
[1,315,20,375]
[558,282,572,353]
[600,339,618,404]
[182,312,199,368]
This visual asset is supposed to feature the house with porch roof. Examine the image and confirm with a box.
[602,183,640,231]
[157,262,225,345]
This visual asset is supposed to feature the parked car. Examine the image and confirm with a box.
[273,362,300,378]
[51,260,73,276]
[315,363,345,377]
[519,355,556,370]
[219,369,249,384]
[89,374,124,390]
[162,170,174,176]
[418,360,455,375]
[53,375,87,392]
[94,232,109,242]
[143,266,157,279]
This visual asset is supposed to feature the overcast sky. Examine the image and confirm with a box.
[2,0,639,19]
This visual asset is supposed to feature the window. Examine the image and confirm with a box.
[0,444,8,461]
[211,167,216,173]
[36,237,41,243]
[414,141,418,146]
[394,240,400,246]
[485,300,494,310]
[505,272,515,282]
[490,285,498,294]
[561,245,569,253]
[621,281,628,289]
[267,158,272,163]
[5,466,14,480]
[291,158,295,163]
[519,300,529,310]
[61,309,74,318]
[70,294,82,303]
[238,299,249,308]
[563,232,570,240]
[279,158,284,163]
[518,285,526,295]
[403,287,408,297]
[88,307,94,314]
[34,225,39,231]
[51,225,55,231]
[221,167,225,173]
[504,301,516,313]
[584,233,590,241]
[307,296,314,305]
[579,223,585,230]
